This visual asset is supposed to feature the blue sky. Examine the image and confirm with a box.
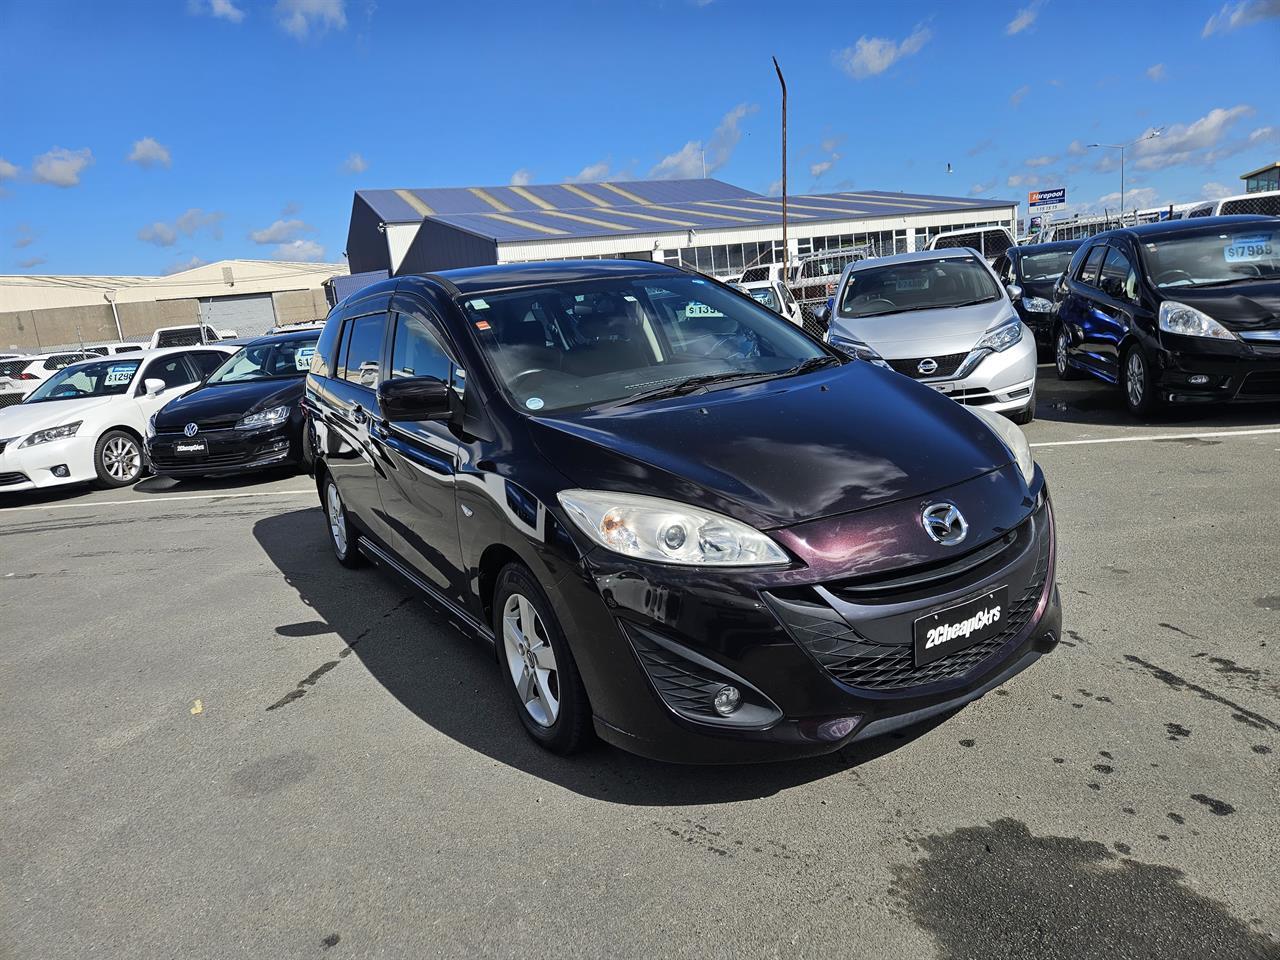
[2,0,1277,274]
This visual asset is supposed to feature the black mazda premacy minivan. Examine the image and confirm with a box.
[305,261,1060,762]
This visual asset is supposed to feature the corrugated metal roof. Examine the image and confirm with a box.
[354,179,1017,244]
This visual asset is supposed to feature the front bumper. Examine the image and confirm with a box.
[887,331,1038,417]
[1152,336,1280,404]
[551,468,1060,763]
[0,434,97,492]
[147,422,300,477]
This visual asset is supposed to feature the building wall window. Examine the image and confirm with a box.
[661,240,784,277]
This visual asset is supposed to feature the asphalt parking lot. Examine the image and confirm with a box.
[3,367,1278,960]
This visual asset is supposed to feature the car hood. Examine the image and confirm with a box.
[0,395,115,437]
[529,362,1014,530]
[155,377,302,428]
[1168,281,1280,331]
[828,299,1017,358]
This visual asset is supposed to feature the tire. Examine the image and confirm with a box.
[322,474,365,568]
[493,563,593,755]
[1122,343,1161,418]
[93,430,144,488]
[1054,324,1079,380]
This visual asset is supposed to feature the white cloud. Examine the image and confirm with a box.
[276,0,347,39]
[1005,0,1043,35]
[836,23,931,79]
[1007,173,1041,188]
[188,0,246,22]
[0,157,18,182]
[14,223,36,249]
[1095,187,1159,210]
[1010,85,1031,107]
[1249,125,1277,142]
[1066,139,1088,156]
[32,147,93,187]
[1201,181,1235,200]
[969,181,996,196]
[810,160,835,178]
[650,102,757,179]
[273,239,327,261]
[128,137,172,168]
[342,152,367,174]
[568,159,613,183]
[1203,0,1280,35]
[766,178,783,197]
[250,218,313,244]
[1146,63,1167,82]
[1130,105,1255,170]
[166,256,208,274]
[510,168,534,186]
[17,256,46,270]
[139,208,224,247]
[1025,155,1056,167]
[138,222,178,247]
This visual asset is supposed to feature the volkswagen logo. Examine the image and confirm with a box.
[917,357,938,376]
[922,502,968,546]
[183,423,199,438]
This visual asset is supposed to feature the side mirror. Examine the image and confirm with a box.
[143,378,166,397]
[377,376,452,422]
[1006,284,1023,301]
[812,303,830,324]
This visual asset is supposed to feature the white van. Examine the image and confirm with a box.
[926,227,1015,263]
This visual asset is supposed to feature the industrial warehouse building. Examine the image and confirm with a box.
[344,178,1018,280]
[0,259,348,352]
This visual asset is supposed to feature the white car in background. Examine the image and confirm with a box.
[0,351,97,408]
[739,278,804,326]
[0,345,235,492]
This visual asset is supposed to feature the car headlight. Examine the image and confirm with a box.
[825,330,891,368]
[556,489,789,567]
[1021,296,1054,313]
[975,317,1024,353]
[235,405,291,430]
[1158,301,1235,340]
[969,407,1035,486]
[146,413,157,439]
[19,421,82,448]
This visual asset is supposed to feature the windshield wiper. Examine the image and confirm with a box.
[607,370,778,408]
[950,296,999,307]
[778,355,841,378]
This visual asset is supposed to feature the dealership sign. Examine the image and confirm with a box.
[1029,188,1066,212]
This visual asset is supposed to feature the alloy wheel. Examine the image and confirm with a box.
[1126,350,1145,408]
[1056,329,1069,375]
[502,593,560,727]
[102,436,140,482]
[326,482,347,555]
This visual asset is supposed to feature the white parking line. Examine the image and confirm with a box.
[1031,427,1280,448]
[0,489,316,514]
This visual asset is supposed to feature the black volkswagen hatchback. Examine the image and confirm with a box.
[148,328,320,477]
[306,261,1060,762]
[992,239,1083,351]
[1054,216,1280,416]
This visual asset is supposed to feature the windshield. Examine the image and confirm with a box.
[206,336,320,384]
[747,286,780,310]
[838,257,1000,318]
[1019,249,1076,281]
[24,359,141,402]
[1140,226,1280,287]
[458,274,826,412]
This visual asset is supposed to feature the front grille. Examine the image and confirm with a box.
[768,504,1050,691]
[150,449,254,469]
[1239,372,1280,397]
[157,415,240,435]
[625,625,726,718]
[886,352,969,380]
[0,471,30,486]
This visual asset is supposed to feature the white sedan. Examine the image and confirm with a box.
[0,345,235,492]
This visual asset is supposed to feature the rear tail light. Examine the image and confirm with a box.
[17,373,38,381]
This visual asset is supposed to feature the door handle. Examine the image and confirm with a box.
[351,404,368,425]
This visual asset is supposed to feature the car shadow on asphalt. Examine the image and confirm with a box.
[253,508,956,805]
[1031,365,1280,429]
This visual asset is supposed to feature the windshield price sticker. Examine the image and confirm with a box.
[104,364,137,385]
[894,277,929,291]
[685,302,725,318]
[1224,233,1274,262]
[294,345,317,370]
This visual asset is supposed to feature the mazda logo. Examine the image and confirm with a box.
[183,423,199,437]
[917,357,938,376]
[922,502,967,546]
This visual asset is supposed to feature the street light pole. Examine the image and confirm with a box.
[773,56,787,275]
[1088,128,1163,226]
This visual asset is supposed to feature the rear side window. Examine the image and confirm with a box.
[44,353,88,370]
[339,314,385,389]
[187,351,228,377]
[390,313,452,383]
[1078,246,1107,287]
[1099,246,1138,301]
[142,355,198,391]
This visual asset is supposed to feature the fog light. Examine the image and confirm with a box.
[713,685,742,716]
[1188,374,1209,385]
[816,716,861,741]
[51,465,69,478]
